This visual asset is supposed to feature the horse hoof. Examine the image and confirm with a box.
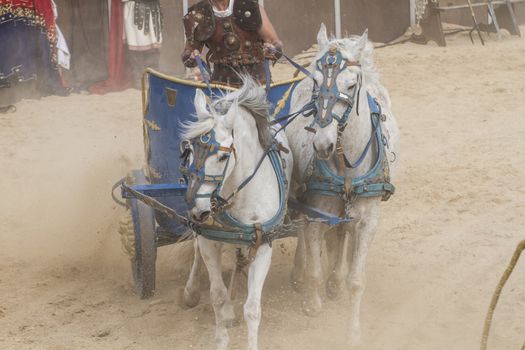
[346,327,362,347]
[183,287,200,308]
[326,274,344,300]
[302,297,322,317]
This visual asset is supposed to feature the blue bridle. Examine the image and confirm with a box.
[309,48,362,130]
[180,129,236,211]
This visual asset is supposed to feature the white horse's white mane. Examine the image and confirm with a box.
[182,76,271,145]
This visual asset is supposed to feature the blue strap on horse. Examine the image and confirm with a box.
[342,113,381,169]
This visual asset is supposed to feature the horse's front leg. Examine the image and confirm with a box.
[183,238,203,308]
[244,244,272,350]
[291,229,306,292]
[198,237,235,350]
[346,203,379,346]
[326,224,351,300]
[302,222,325,316]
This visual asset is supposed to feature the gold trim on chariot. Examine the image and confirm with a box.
[141,67,305,119]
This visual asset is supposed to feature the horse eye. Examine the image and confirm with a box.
[218,154,230,162]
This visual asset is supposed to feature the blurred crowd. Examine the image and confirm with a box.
[0,0,163,112]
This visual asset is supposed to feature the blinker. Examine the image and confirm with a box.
[180,130,235,210]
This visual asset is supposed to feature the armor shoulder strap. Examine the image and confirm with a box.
[183,1,216,42]
[233,0,262,32]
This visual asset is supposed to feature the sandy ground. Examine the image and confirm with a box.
[1,30,525,350]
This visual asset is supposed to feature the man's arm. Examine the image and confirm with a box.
[258,5,283,58]
[258,5,280,44]
[181,4,208,68]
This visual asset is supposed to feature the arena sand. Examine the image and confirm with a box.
[0,30,524,350]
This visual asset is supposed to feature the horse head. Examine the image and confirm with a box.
[310,24,371,160]
[181,89,237,223]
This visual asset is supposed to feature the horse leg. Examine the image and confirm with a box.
[302,222,325,316]
[326,225,350,300]
[183,239,203,308]
[291,229,306,292]
[345,205,379,346]
[198,237,235,350]
[244,244,272,350]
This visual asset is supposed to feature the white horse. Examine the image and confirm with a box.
[286,24,400,345]
[181,77,293,350]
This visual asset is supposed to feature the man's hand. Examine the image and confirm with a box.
[182,49,201,68]
[263,41,283,61]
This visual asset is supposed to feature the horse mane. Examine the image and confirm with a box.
[182,76,272,149]
[181,95,215,140]
[230,76,272,149]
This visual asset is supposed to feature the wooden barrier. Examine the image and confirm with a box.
[421,0,523,46]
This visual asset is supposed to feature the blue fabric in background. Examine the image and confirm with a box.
[0,12,61,92]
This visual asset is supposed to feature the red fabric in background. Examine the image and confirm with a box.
[34,0,56,33]
[0,0,56,32]
[89,0,129,94]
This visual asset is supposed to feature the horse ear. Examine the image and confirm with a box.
[194,89,209,119]
[352,29,368,61]
[317,23,329,50]
[354,29,369,58]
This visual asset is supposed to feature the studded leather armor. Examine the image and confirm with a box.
[182,0,265,86]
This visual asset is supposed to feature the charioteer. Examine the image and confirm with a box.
[182,0,283,86]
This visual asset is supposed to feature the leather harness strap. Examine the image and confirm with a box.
[249,223,264,261]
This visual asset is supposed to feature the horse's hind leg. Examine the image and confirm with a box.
[346,203,379,346]
[244,244,272,350]
[183,239,203,308]
[302,222,325,316]
[198,237,234,350]
[291,229,306,292]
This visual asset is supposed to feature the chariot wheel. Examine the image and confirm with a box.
[121,169,157,299]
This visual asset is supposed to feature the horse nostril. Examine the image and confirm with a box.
[328,143,334,153]
[193,210,211,223]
